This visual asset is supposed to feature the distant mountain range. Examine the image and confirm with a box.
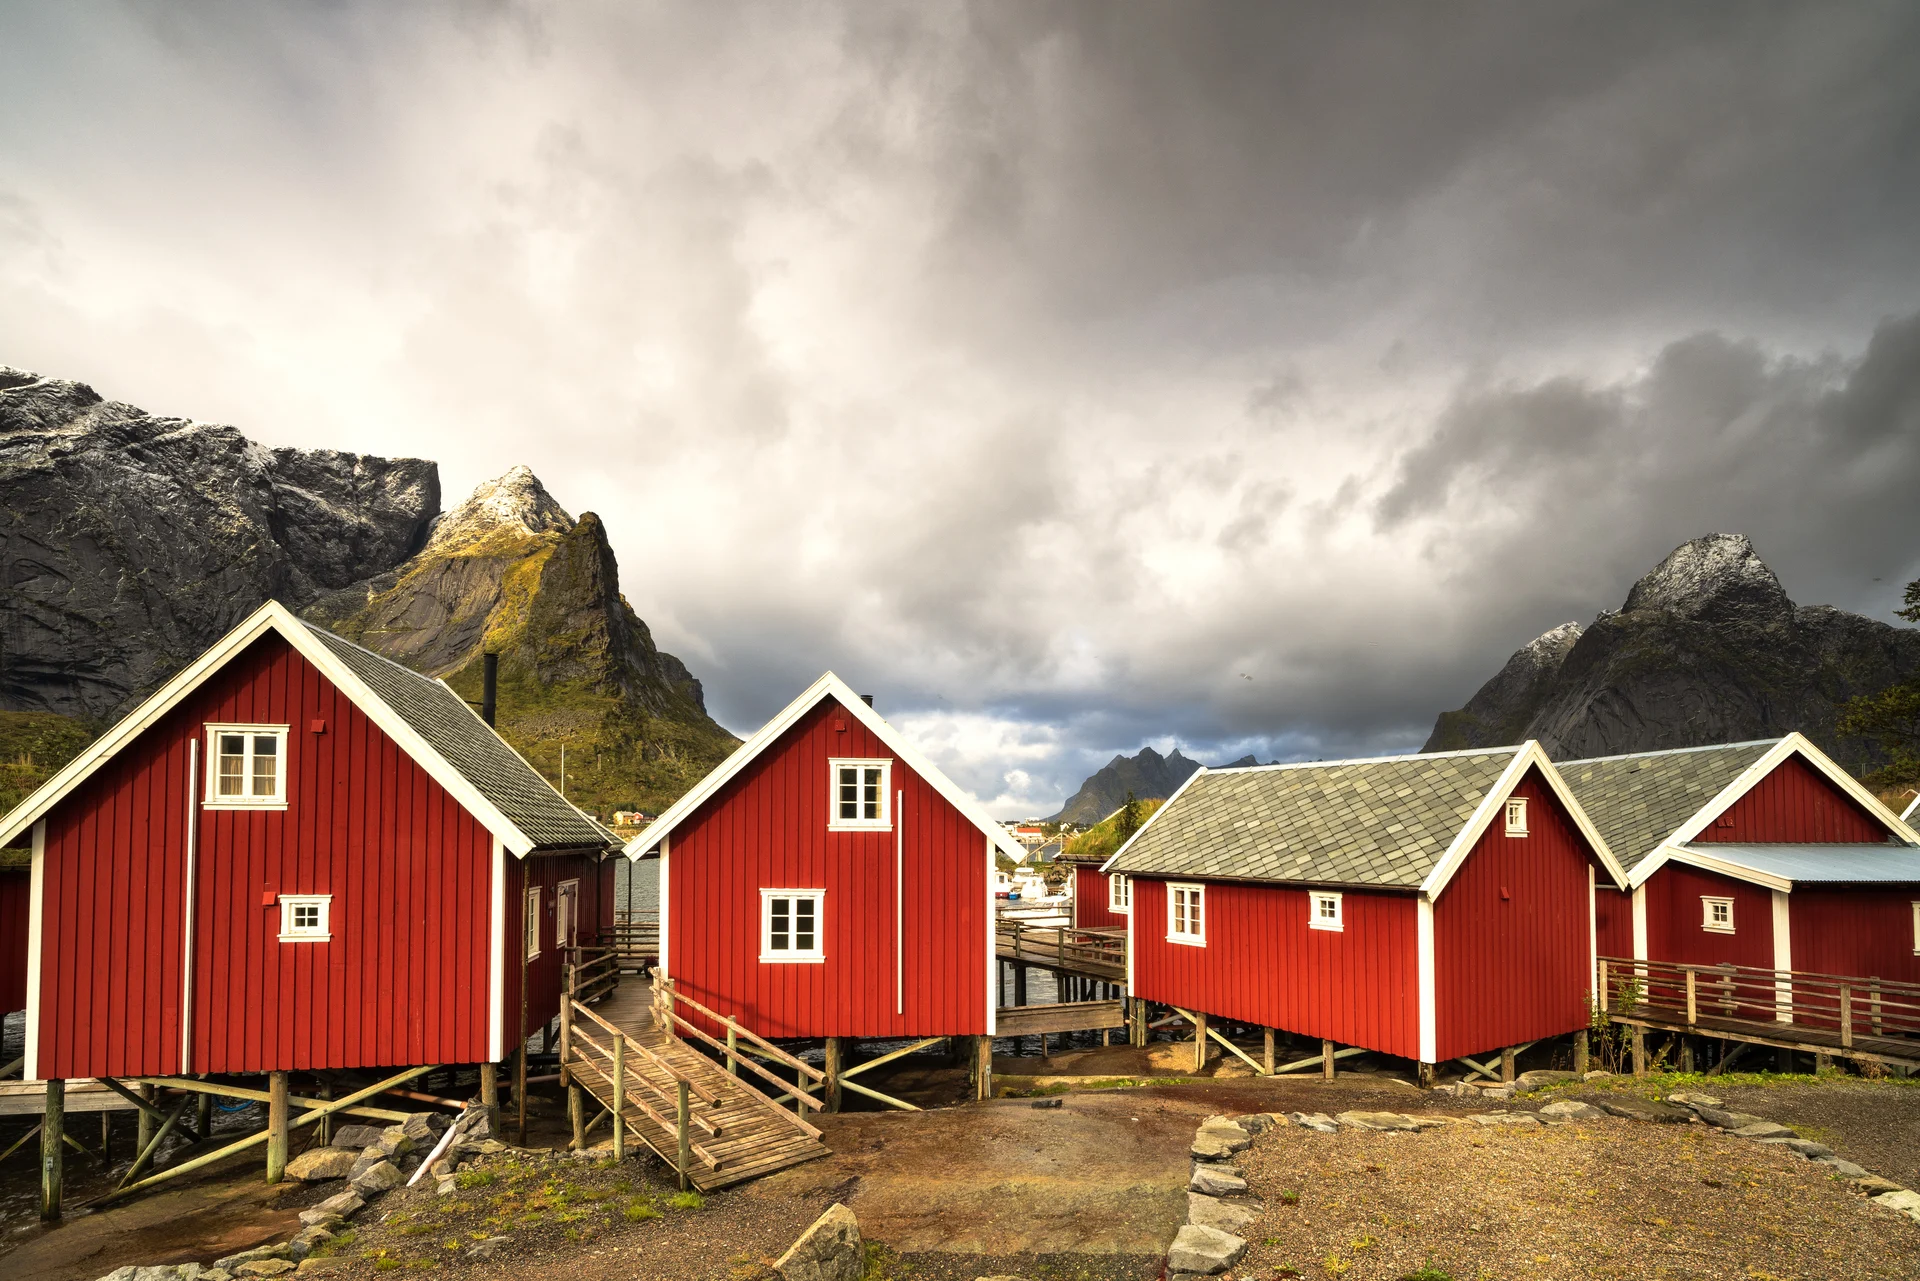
[1425,533,1920,767]
[1049,745,1262,825]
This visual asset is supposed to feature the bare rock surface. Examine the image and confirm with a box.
[773,1203,864,1281]
[283,1147,356,1181]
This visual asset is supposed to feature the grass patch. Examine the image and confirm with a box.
[668,1190,704,1211]
[624,1198,662,1222]
[1397,1267,1456,1281]
[455,1169,497,1189]
[309,1229,358,1258]
[861,1242,912,1280]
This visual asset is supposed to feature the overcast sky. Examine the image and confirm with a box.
[6,2,1920,815]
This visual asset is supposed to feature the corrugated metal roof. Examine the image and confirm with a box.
[1558,741,1776,872]
[301,621,614,851]
[1106,749,1520,889]
[1681,842,1920,884]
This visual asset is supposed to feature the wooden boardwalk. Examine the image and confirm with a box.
[561,969,828,1192]
[995,999,1126,1038]
[995,921,1126,983]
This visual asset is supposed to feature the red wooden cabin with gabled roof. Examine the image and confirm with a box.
[1058,847,1130,931]
[624,673,1027,1046]
[1104,743,1627,1074]
[0,600,618,1084]
[1561,734,1920,987]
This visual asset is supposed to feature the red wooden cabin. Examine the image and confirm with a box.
[1059,848,1130,931]
[625,673,1026,1044]
[1103,743,1626,1073]
[1561,734,1920,986]
[0,601,618,1083]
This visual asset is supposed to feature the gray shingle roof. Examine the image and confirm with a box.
[301,621,614,851]
[1556,741,1776,872]
[1107,749,1521,889]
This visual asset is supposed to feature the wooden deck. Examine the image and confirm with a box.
[1617,1007,1920,1069]
[562,973,829,1192]
[995,999,1126,1037]
[995,921,1126,983]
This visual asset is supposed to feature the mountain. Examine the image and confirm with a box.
[1049,745,1205,825]
[1425,534,1920,765]
[305,466,737,815]
[0,366,436,723]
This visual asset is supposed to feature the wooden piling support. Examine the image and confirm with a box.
[136,1082,155,1156]
[266,1071,289,1184]
[100,1111,112,1163]
[516,1044,528,1145]
[314,1084,328,1146]
[1417,1061,1436,1089]
[1679,1036,1696,1073]
[825,1037,844,1113]
[480,1062,499,1129]
[568,1082,586,1151]
[611,1037,627,1162]
[1500,1046,1516,1083]
[1193,1012,1208,1073]
[1573,1029,1589,1077]
[1014,964,1028,1008]
[1631,1025,1647,1077]
[676,1080,692,1191]
[41,1079,63,1220]
[1322,1039,1336,1080]
[1263,1028,1276,1076]
[726,1022,739,1076]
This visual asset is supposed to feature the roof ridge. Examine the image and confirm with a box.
[1210,744,1522,775]
[1559,738,1781,766]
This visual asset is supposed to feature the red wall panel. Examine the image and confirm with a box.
[35,633,497,1078]
[1643,863,1774,970]
[0,867,27,1014]
[1790,889,1920,983]
[511,851,604,1050]
[1129,876,1420,1059]
[665,697,988,1039]
[1594,886,1634,962]
[1695,755,1890,844]
[1073,863,1128,930]
[1432,769,1596,1061]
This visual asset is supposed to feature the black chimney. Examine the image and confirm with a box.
[860,694,874,708]
[482,653,498,727]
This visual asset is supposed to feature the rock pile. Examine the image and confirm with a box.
[1174,1114,1268,1278]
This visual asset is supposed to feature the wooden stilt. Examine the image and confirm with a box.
[136,1082,155,1155]
[726,1022,738,1076]
[1322,1039,1336,1080]
[41,1079,63,1220]
[120,1095,192,1188]
[1263,1028,1276,1076]
[825,1038,844,1113]
[568,1083,586,1151]
[611,1037,627,1162]
[101,1111,112,1163]
[1573,1029,1590,1077]
[1500,1046,1516,1083]
[479,1062,500,1130]
[975,1035,993,1101]
[1680,1037,1696,1073]
[1014,965,1028,1008]
[1815,1051,1833,1074]
[1417,1061,1436,1089]
[1193,1012,1208,1073]
[675,1080,692,1192]
[315,1084,329,1146]
[515,1044,528,1145]
[1132,999,1147,1047]
[266,1071,289,1184]
[1631,1026,1647,1077]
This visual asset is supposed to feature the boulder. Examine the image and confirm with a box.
[1286,1112,1339,1134]
[1237,1114,1276,1136]
[1472,1085,1515,1102]
[1731,1122,1798,1141]
[1667,1091,1723,1108]
[1188,1191,1263,1234]
[1582,1071,1613,1081]
[1759,1138,1831,1159]
[1470,1112,1540,1126]
[328,1125,386,1151]
[1189,1163,1248,1196]
[1167,1224,1248,1276]
[285,1147,358,1182]
[1334,1111,1421,1131]
[348,1160,403,1197]
[346,1148,387,1181]
[1190,1129,1250,1161]
[1598,1098,1694,1124]
[1537,1100,1606,1121]
[234,1264,296,1280]
[465,1237,511,1260]
[1854,1175,1907,1195]
[398,1112,447,1145]
[376,1125,416,1157]
[1819,1158,1868,1179]
[774,1203,864,1281]
[287,1227,333,1259]
[1873,1189,1920,1223]
[214,1247,293,1273]
[1513,1070,1575,1093]
[1692,1106,1768,1130]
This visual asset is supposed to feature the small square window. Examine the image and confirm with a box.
[278,894,331,941]
[761,889,825,962]
[1108,873,1131,913]
[205,725,290,807]
[1310,891,1344,932]
[1701,896,1734,934]
[828,759,892,830]
[1504,796,1529,837]
[1168,882,1205,946]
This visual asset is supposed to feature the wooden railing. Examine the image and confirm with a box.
[1598,956,1920,1047]
[561,995,719,1187]
[651,974,826,1123]
[607,910,659,967]
[995,919,1126,976]
[566,947,620,1005]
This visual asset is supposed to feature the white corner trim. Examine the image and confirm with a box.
[1772,888,1793,1023]
[1631,884,1647,963]
[487,837,506,1063]
[1098,765,1208,875]
[1586,864,1597,999]
[1632,843,1793,893]
[25,819,45,1082]
[1416,895,1435,1064]
[985,832,996,1037]
[181,739,200,1074]
[658,836,671,982]
[895,789,904,1016]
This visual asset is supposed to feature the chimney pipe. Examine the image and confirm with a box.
[860,694,874,708]
[482,653,498,727]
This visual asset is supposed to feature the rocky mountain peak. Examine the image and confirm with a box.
[1621,533,1791,627]
[426,465,574,553]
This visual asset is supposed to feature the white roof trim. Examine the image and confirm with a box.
[622,671,1026,863]
[1635,843,1794,893]
[1421,742,1628,897]
[1096,765,1208,875]
[1907,793,1920,823]
[1665,733,1920,856]
[0,600,543,857]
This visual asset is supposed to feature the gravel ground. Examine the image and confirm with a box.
[1236,1111,1920,1281]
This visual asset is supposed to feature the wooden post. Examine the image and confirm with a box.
[975,1035,993,1101]
[1263,1027,1276,1076]
[480,1062,500,1130]
[266,1071,289,1184]
[1631,1025,1647,1077]
[1815,1051,1833,1074]
[568,1081,586,1151]
[675,1080,692,1192]
[1014,964,1028,1008]
[1871,977,1884,1035]
[515,1043,528,1145]
[1500,1046,1515,1083]
[825,1037,844,1113]
[1322,1038,1336,1080]
[137,1082,155,1156]
[560,966,574,1088]
[1679,1036,1695,1073]
[40,1079,63,1220]
[314,1084,330,1146]
[100,1111,112,1163]
[1193,1012,1208,1073]
[1840,984,1853,1049]
[1573,1029,1590,1076]
[726,1020,739,1076]
[1685,968,1697,1026]
[611,1037,626,1162]
[1416,1061,1435,1089]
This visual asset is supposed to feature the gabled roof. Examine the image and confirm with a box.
[1100,741,1624,895]
[623,672,1027,863]
[1907,794,1920,824]
[1559,733,1920,887]
[1668,843,1920,890]
[0,601,614,856]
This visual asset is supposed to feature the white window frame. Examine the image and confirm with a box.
[1912,902,1920,956]
[1108,873,1131,914]
[1504,796,1529,837]
[1167,882,1205,946]
[1701,895,1735,934]
[204,724,291,809]
[760,889,826,963]
[556,878,579,951]
[526,886,542,960]
[828,758,893,830]
[1310,891,1344,932]
[278,894,331,942]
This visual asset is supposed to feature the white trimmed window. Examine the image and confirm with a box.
[1310,891,1343,932]
[526,886,542,959]
[1108,873,1131,913]
[1911,902,1919,955]
[205,725,290,808]
[1168,882,1205,946]
[1504,796,1529,837]
[1702,896,1734,934]
[828,759,892,830]
[761,890,825,962]
[277,894,331,942]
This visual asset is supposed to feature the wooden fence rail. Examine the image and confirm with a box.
[1597,955,1920,1047]
[994,920,1126,979]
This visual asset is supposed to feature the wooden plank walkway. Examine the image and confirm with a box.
[995,999,1126,1037]
[1618,1007,1920,1069]
[563,975,828,1192]
[995,922,1126,983]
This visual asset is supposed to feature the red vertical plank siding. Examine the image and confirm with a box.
[1643,864,1774,970]
[666,697,988,1040]
[1790,889,1920,983]
[1695,756,1890,843]
[1432,770,1597,1062]
[0,868,29,1013]
[511,851,602,1046]
[35,634,497,1078]
[1594,886,1634,960]
[1073,864,1128,930]
[1129,876,1421,1058]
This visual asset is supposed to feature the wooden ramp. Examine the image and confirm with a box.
[996,999,1126,1038]
[995,921,1126,983]
[561,957,828,1192]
